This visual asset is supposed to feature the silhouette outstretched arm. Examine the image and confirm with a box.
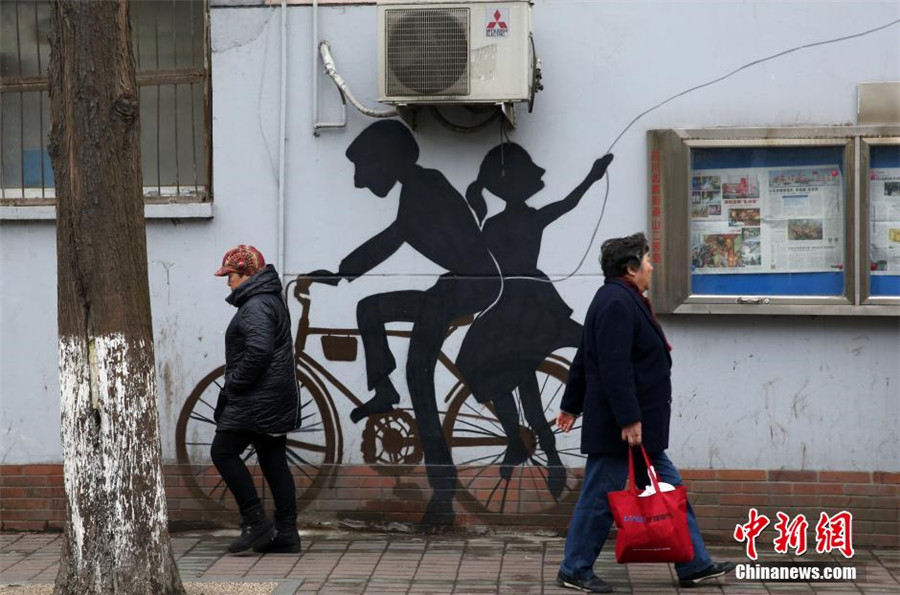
[337,222,405,280]
[536,153,613,227]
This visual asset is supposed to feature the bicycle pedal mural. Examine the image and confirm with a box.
[178,121,613,529]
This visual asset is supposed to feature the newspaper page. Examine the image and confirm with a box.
[869,167,900,275]
[690,165,844,274]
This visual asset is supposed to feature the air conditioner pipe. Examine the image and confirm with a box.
[312,0,347,135]
[319,42,398,119]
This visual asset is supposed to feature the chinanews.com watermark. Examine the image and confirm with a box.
[732,508,863,583]
[735,562,859,582]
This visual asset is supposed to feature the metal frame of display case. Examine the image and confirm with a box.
[648,126,900,316]
[860,136,900,308]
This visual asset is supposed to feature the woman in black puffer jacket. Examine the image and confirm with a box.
[218,264,299,433]
[210,245,302,555]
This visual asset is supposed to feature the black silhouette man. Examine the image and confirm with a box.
[312,120,499,526]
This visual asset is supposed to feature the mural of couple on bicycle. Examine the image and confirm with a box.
[178,120,613,529]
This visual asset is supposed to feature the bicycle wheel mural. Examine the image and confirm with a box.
[179,120,611,528]
[175,363,341,522]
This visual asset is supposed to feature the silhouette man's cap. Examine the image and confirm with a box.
[215,245,265,277]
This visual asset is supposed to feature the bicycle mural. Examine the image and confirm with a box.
[177,121,612,528]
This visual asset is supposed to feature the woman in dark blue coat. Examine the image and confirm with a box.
[210,245,302,554]
[555,234,734,592]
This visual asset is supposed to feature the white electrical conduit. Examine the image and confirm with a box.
[319,42,398,119]
[277,0,287,279]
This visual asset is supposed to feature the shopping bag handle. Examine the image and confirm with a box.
[627,445,662,495]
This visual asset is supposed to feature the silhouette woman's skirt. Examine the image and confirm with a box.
[456,278,575,402]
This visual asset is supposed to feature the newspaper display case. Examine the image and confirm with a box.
[861,138,900,304]
[649,126,900,316]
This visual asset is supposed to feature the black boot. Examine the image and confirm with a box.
[227,505,275,554]
[350,378,400,423]
[499,437,529,480]
[415,497,456,533]
[253,526,302,554]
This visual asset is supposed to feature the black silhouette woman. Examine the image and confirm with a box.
[456,143,613,497]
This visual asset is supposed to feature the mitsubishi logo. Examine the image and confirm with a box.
[485,8,509,37]
[486,10,507,30]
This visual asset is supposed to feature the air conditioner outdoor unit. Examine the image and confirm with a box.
[377,0,536,106]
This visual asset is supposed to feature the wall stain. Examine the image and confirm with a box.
[161,360,174,425]
[707,442,721,469]
[791,378,810,420]
[769,422,788,446]
[0,427,16,463]
[211,11,274,53]
[157,261,174,306]
[850,335,869,356]
[731,353,753,370]
[762,377,780,412]
[761,378,789,447]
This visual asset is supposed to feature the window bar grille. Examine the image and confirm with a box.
[34,1,45,200]
[133,0,148,198]
[204,2,212,201]
[173,82,181,196]
[171,0,180,198]
[189,4,199,193]
[189,82,197,194]
[154,8,162,198]
[1,0,209,204]
[17,2,25,195]
[1,99,5,201]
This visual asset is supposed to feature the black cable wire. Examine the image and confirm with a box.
[507,16,900,284]
[604,17,900,156]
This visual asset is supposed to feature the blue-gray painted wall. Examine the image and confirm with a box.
[0,0,897,471]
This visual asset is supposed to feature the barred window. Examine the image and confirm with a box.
[0,0,210,205]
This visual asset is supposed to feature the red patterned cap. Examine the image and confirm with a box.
[215,245,265,277]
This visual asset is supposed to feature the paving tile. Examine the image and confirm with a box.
[2,531,896,594]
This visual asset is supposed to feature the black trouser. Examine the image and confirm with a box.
[356,276,500,501]
[492,317,583,454]
[210,430,296,529]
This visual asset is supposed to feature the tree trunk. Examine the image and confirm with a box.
[48,1,185,593]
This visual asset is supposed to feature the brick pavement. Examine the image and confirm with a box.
[1,530,897,594]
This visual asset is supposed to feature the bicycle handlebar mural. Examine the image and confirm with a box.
[177,121,613,529]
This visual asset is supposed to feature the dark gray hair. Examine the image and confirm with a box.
[600,233,649,277]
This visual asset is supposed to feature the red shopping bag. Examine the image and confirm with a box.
[608,446,694,563]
